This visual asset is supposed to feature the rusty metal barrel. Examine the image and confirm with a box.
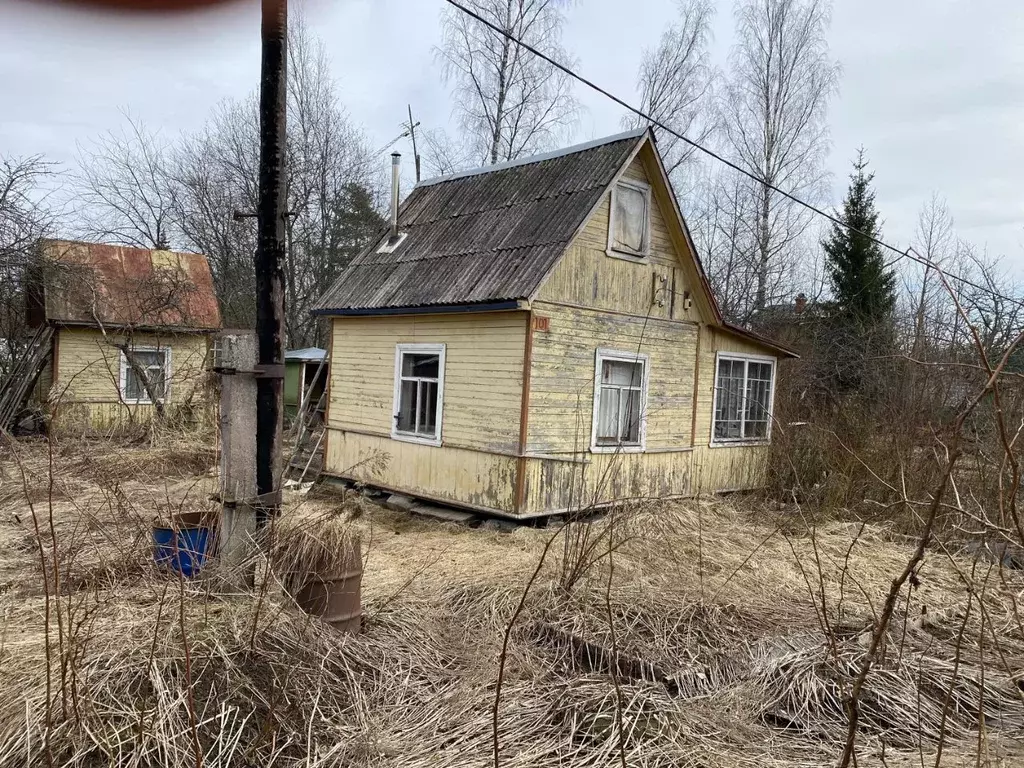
[288,536,362,633]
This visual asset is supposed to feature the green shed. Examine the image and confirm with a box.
[284,347,328,421]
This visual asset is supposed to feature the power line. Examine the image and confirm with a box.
[441,0,1024,311]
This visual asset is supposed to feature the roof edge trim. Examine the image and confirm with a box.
[415,127,649,188]
[312,300,522,317]
[49,320,220,334]
[720,322,800,359]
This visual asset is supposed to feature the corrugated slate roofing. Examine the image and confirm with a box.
[313,129,647,313]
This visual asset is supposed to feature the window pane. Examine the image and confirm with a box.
[402,353,439,379]
[125,350,166,401]
[743,362,773,439]
[602,359,642,387]
[147,364,167,399]
[397,379,417,432]
[419,380,437,435]
[596,386,620,443]
[714,358,744,440]
[133,350,163,368]
[621,389,641,443]
[613,184,647,252]
[125,370,144,400]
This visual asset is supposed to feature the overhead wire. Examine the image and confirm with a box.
[441,0,1024,311]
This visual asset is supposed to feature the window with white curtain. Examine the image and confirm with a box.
[712,354,776,443]
[392,343,445,445]
[120,347,170,403]
[608,180,651,257]
[591,349,649,452]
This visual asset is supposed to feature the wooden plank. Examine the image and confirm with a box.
[325,312,527,507]
[50,328,211,431]
[327,429,518,514]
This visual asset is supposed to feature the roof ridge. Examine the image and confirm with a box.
[39,237,205,257]
[415,127,649,188]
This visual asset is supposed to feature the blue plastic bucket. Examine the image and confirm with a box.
[153,520,212,578]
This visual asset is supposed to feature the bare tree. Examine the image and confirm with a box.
[688,166,758,320]
[421,127,474,177]
[74,114,177,249]
[172,18,381,344]
[70,19,380,345]
[171,107,260,328]
[436,0,579,165]
[626,0,717,197]
[283,19,381,346]
[956,246,1024,361]
[0,155,59,376]
[909,194,955,357]
[720,0,840,312]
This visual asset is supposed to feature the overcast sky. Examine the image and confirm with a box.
[2,0,1022,274]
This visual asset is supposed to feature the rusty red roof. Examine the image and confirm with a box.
[37,240,221,331]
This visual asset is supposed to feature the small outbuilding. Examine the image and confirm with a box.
[284,347,328,421]
[313,128,796,518]
[22,239,222,431]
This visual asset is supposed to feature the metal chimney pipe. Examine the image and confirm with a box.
[390,152,401,241]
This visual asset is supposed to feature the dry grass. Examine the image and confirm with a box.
[1,437,1023,767]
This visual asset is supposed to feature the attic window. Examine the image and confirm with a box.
[608,180,651,258]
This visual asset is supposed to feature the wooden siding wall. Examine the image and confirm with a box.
[521,150,775,513]
[689,326,775,493]
[325,312,527,513]
[528,302,696,454]
[537,159,694,323]
[327,432,519,513]
[50,328,211,431]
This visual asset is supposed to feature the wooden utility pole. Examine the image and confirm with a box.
[254,0,287,524]
[407,104,421,182]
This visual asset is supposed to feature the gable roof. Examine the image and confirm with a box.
[313,128,647,314]
[35,240,222,331]
[312,129,796,358]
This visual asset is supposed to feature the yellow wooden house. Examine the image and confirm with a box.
[26,240,222,431]
[313,128,796,518]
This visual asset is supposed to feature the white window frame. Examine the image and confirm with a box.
[606,179,652,260]
[119,345,172,405]
[391,342,446,447]
[590,348,650,454]
[710,351,777,447]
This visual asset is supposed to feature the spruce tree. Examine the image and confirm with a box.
[823,150,896,327]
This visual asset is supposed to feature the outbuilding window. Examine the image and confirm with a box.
[711,353,776,444]
[392,343,445,445]
[591,349,649,452]
[120,347,170,404]
[608,180,651,257]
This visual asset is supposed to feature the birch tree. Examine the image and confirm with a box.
[721,0,839,312]
[909,194,955,356]
[627,0,717,195]
[436,0,579,165]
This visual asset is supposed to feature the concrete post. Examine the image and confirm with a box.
[217,331,259,579]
